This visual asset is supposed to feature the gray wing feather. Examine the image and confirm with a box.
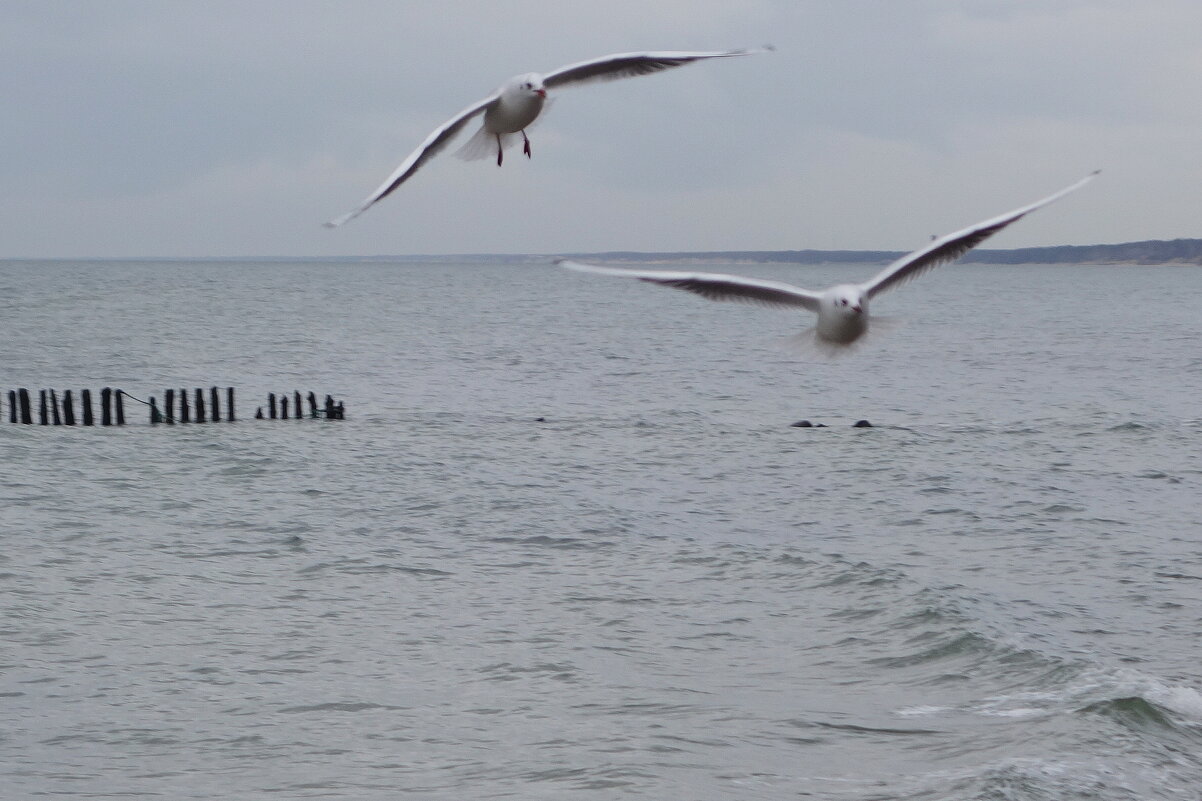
[557,259,820,312]
[542,48,769,90]
[326,95,498,227]
[862,171,1099,298]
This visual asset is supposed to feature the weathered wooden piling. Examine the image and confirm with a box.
[19,389,32,424]
[7,390,14,424]
[49,390,62,425]
[268,393,277,419]
[195,388,206,423]
[149,397,163,424]
[114,390,125,425]
[210,386,220,422]
[179,388,190,423]
[164,389,175,424]
[280,394,290,419]
[63,390,76,426]
[101,387,113,426]
[307,391,317,418]
[227,387,235,422]
[81,389,94,426]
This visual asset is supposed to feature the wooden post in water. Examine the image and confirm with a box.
[81,389,94,426]
[179,388,190,423]
[62,390,75,426]
[307,391,317,418]
[39,390,48,424]
[101,387,112,426]
[7,390,14,423]
[255,407,264,419]
[268,393,277,419]
[210,386,220,423]
[280,394,290,419]
[20,389,32,424]
[294,391,302,421]
[49,390,62,425]
[324,394,334,420]
[149,397,162,424]
[195,388,206,423]
[164,389,175,424]
[115,390,125,425]
[227,387,235,422]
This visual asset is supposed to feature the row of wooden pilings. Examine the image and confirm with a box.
[148,387,237,424]
[253,392,345,421]
[5,387,345,425]
[6,387,126,426]
[149,388,345,423]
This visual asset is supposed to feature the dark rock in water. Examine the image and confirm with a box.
[852,419,873,428]
[535,417,546,422]
[791,420,813,427]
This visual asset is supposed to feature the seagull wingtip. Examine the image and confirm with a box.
[324,210,359,228]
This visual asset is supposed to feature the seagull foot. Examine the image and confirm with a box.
[523,137,531,159]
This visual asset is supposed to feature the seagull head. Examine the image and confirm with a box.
[509,72,547,99]
[828,285,866,317]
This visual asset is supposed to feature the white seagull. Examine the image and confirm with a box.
[326,48,770,227]
[557,172,1098,353]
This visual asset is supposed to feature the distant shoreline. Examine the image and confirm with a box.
[342,236,1202,266]
[6,237,1202,265]
[454,237,1202,266]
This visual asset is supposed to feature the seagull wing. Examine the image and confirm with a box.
[861,171,1100,299]
[326,94,499,227]
[557,259,820,312]
[542,47,770,90]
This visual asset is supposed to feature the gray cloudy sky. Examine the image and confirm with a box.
[3,0,1200,258]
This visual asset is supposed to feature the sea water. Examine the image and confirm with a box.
[2,258,1201,799]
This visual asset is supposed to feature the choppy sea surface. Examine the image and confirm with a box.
[2,258,1201,800]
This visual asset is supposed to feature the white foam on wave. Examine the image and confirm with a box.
[1144,682,1202,722]
[894,704,951,717]
[980,706,1047,718]
[895,667,1202,725]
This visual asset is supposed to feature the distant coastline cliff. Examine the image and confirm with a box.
[563,238,1202,266]
[367,238,1202,266]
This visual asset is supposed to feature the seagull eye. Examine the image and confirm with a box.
[523,82,531,89]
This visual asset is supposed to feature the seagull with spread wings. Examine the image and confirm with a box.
[558,172,1098,354]
[326,48,771,227]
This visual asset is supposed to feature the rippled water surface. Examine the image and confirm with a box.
[2,259,1202,800]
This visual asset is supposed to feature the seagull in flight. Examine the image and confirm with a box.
[326,48,771,227]
[557,172,1098,354]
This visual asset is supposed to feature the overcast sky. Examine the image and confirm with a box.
[2,0,1200,258]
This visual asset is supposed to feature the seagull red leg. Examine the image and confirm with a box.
[522,130,531,158]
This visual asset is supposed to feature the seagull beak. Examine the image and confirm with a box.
[852,305,862,314]
[535,88,547,98]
